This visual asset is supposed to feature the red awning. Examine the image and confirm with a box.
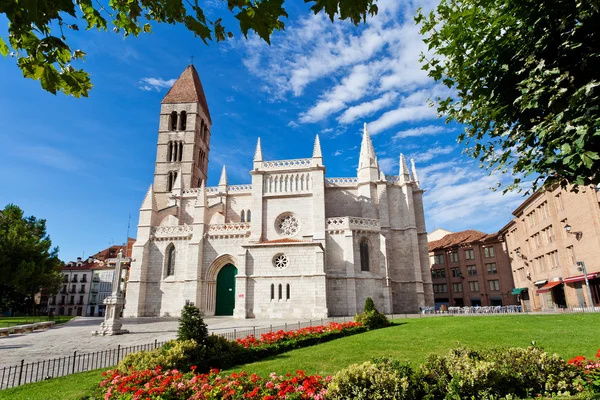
[564,273,598,284]
[537,281,562,294]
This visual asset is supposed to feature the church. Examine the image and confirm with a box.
[124,65,434,319]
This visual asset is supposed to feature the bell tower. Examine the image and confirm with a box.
[153,65,211,206]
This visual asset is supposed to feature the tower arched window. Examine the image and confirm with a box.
[179,111,187,131]
[170,111,178,131]
[286,284,290,300]
[167,142,173,162]
[246,210,251,222]
[166,244,176,277]
[178,142,183,162]
[241,210,245,223]
[270,284,275,300]
[360,238,370,272]
[278,284,282,300]
[167,171,177,191]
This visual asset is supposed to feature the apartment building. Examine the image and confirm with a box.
[501,184,600,311]
[428,230,518,308]
[49,259,93,317]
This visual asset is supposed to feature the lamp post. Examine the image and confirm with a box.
[564,224,593,308]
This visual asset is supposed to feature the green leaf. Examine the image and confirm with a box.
[0,37,9,57]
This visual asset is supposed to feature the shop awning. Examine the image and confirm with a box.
[564,273,598,283]
[536,281,562,294]
[511,287,527,295]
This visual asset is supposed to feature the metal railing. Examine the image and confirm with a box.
[446,305,524,314]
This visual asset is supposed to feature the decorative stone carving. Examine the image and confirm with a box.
[275,213,300,237]
[325,177,358,187]
[273,253,289,269]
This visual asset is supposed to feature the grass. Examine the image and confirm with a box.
[0,316,74,328]
[2,314,599,399]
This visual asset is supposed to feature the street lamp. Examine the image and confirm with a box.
[577,261,595,308]
[564,224,583,240]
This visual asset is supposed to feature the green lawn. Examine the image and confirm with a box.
[2,314,599,400]
[0,316,74,328]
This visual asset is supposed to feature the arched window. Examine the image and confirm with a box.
[270,284,275,300]
[360,238,370,272]
[179,111,187,131]
[200,120,205,140]
[286,284,290,300]
[178,142,183,162]
[170,111,178,131]
[166,244,175,276]
[167,141,173,162]
[246,210,251,222]
[241,210,245,223]
[278,284,282,300]
[167,171,177,191]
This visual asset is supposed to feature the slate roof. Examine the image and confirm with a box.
[161,65,211,123]
[428,229,500,252]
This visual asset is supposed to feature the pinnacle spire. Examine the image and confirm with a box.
[172,167,184,192]
[140,185,157,210]
[312,134,322,159]
[196,180,207,207]
[161,65,211,122]
[254,137,263,162]
[410,158,420,186]
[218,165,228,186]
[359,122,378,169]
[399,153,410,183]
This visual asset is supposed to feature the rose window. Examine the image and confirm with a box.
[273,254,289,269]
[275,213,299,237]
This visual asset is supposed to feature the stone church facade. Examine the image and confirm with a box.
[124,65,434,319]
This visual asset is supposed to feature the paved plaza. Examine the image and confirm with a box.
[0,316,324,368]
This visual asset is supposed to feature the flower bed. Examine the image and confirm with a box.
[99,368,330,400]
[569,349,600,393]
[236,322,363,348]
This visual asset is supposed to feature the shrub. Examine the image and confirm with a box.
[177,304,208,345]
[354,309,389,330]
[364,297,375,312]
[326,360,414,400]
[116,339,198,374]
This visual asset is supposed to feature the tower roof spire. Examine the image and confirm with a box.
[312,134,323,159]
[399,153,410,183]
[410,158,420,187]
[359,122,378,169]
[218,165,228,186]
[254,137,263,162]
[161,65,211,122]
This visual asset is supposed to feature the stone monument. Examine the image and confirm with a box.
[93,250,130,336]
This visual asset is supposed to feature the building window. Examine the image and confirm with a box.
[270,284,274,300]
[489,280,500,291]
[246,210,251,222]
[484,246,495,258]
[167,170,178,191]
[170,111,178,131]
[434,254,445,265]
[286,284,290,300]
[555,193,564,211]
[467,265,477,276]
[567,246,576,265]
[486,263,497,275]
[275,213,300,237]
[166,244,175,276]
[432,269,446,279]
[360,238,370,272]
[465,249,475,260]
[241,210,245,222]
[433,284,448,293]
[449,252,459,262]
[469,281,479,292]
[273,253,289,269]
[278,284,282,300]
[80,284,86,292]
[179,111,187,131]
[451,267,462,278]
[453,282,463,293]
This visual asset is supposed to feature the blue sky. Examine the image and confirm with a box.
[0,0,525,262]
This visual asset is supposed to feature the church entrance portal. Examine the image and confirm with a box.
[215,264,237,316]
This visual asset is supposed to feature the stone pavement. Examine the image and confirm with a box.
[0,316,328,368]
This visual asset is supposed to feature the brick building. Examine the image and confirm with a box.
[428,230,518,308]
[125,65,434,319]
[501,184,600,311]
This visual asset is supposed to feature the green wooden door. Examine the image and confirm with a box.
[215,264,237,316]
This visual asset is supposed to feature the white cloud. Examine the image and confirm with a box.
[411,145,455,162]
[394,125,446,139]
[369,105,437,134]
[333,150,343,156]
[338,92,398,124]
[225,96,235,102]
[287,121,299,128]
[139,77,176,92]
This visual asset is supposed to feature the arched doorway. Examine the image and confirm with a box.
[215,264,237,315]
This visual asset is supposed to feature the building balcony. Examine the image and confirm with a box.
[79,289,86,293]
[60,289,68,294]
[58,302,66,306]
[81,278,87,283]
[68,301,75,305]
[69,289,76,294]
[76,301,84,305]
[71,278,78,283]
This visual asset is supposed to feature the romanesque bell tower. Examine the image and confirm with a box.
[153,65,211,207]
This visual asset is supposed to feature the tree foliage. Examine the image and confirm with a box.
[0,204,63,312]
[0,0,378,97]
[177,303,209,345]
[416,0,600,191]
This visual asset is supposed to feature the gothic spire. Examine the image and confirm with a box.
[172,167,184,192]
[410,158,420,186]
[254,137,263,162]
[195,180,207,207]
[359,122,378,169]
[218,165,228,186]
[161,65,211,122]
[312,134,323,159]
[140,185,157,210]
[399,153,410,183]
